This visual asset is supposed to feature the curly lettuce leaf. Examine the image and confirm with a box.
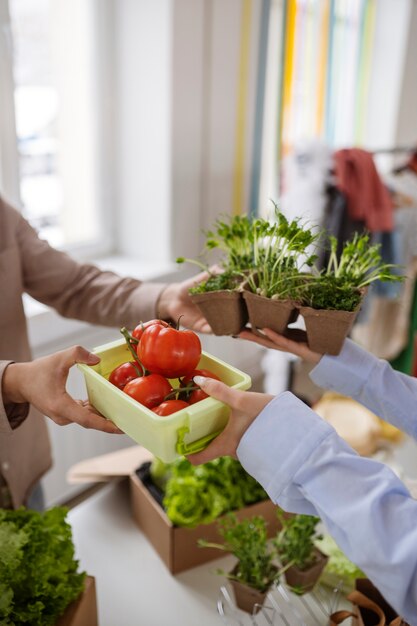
[315,533,364,592]
[161,457,268,527]
[0,507,85,625]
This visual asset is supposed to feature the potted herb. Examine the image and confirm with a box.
[274,512,327,595]
[0,507,97,626]
[298,233,403,354]
[176,262,248,336]
[199,513,281,614]
[243,208,319,334]
[177,208,318,336]
[176,213,259,335]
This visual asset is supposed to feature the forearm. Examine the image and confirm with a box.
[310,339,417,439]
[18,212,167,327]
[237,394,417,621]
[29,263,167,329]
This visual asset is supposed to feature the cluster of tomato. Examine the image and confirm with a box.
[108,319,220,416]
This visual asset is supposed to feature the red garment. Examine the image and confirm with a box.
[406,151,417,176]
[334,148,393,232]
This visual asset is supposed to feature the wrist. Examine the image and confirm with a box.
[156,284,176,322]
[2,363,27,404]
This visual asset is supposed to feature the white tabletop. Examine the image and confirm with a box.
[68,480,351,626]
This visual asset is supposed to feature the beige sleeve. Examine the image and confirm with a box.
[0,361,30,433]
[16,211,167,328]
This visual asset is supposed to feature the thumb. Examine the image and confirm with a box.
[182,270,210,290]
[193,376,245,409]
[61,345,101,369]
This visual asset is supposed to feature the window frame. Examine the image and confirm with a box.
[0,0,117,261]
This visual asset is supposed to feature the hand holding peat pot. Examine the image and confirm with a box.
[238,327,323,365]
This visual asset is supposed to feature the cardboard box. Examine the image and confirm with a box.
[55,576,98,626]
[130,472,281,575]
[68,446,280,576]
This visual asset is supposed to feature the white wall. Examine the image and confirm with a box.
[365,0,413,151]
[0,0,20,204]
[395,0,417,147]
[114,0,172,264]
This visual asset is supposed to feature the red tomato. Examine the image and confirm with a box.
[180,369,221,387]
[132,319,170,346]
[124,374,172,409]
[181,369,221,404]
[109,361,142,390]
[152,399,190,416]
[137,325,201,378]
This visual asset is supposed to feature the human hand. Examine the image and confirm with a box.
[187,376,274,464]
[157,271,212,333]
[2,346,123,433]
[238,327,322,365]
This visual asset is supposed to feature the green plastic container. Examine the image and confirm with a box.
[78,338,252,462]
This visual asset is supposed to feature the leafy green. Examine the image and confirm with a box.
[0,507,85,625]
[199,514,280,592]
[300,275,363,311]
[301,233,404,311]
[274,512,322,570]
[315,534,364,589]
[158,457,268,528]
[245,208,318,300]
[204,214,258,272]
[188,271,242,294]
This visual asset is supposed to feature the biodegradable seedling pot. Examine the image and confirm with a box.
[190,290,248,336]
[229,578,270,614]
[283,548,328,594]
[242,291,298,335]
[300,306,360,355]
[229,565,278,614]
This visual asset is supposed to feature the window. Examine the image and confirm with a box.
[2,0,112,254]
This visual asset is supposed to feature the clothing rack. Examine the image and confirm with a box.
[371,145,416,155]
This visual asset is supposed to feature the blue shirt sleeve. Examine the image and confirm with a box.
[310,339,417,439]
[237,393,417,622]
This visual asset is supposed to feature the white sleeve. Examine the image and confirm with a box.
[237,392,417,622]
[310,339,417,439]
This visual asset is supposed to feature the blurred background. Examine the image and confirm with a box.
[0,0,416,506]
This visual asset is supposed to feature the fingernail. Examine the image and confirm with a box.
[193,375,208,387]
[87,353,100,364]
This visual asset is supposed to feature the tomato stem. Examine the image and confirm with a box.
[164,385,201,401]
[120,327,146,377]
[176,315,184,331]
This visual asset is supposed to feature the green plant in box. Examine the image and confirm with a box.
[160,456,268,528]
[245,206,319,301]
[199,513,280,612]
[176,213,258,293]
[186,269,243,295]
[204,214,258,273]
[301,233,403,311]
[0,507,85,625]
[275,512,321,569]
[274,512,327,594]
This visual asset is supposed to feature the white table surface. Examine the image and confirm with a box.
[68,480,351,626]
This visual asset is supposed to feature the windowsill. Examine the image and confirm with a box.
[25,255,178,351]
